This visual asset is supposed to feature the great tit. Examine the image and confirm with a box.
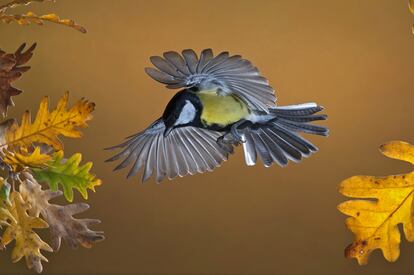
[106,49,328,182]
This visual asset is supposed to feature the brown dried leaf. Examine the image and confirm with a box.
[20,173,105,250]
[0,43,36,116]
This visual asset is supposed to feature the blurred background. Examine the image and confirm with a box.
[1,0,414,274]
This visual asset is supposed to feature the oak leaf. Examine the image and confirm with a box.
[0,0,86,33]
[1,191,52,273]
[0,0,52,13]
[20,173,104,250]
[3,146,51,172]
[0,43,36,116]
[1,91,95,150]
[338,141,414,265]
[0,12,87,33]
[32,151,101,202]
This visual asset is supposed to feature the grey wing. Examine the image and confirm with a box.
[106,119,234,182]
[144,49,276,112]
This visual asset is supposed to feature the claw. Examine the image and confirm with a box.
[216,135,225,144]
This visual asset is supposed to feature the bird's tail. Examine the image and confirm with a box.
[235,103,328,167]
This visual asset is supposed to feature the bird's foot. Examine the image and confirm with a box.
[216,120,250,146]
[230,120,249,144]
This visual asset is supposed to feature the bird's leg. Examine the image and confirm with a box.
[230,119,249,144]
[216,120,250,145]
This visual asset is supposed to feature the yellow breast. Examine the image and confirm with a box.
[196,90,249,127]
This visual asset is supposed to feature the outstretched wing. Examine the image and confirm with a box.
[106,119,234,182]
[145,49,276,112]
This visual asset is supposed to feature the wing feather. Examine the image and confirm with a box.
[144,49,276,112]
[182,49,198,74]
[163,51,190,75]
[107,119,233,182]
[197,49,214,73]
[150,56,184,78]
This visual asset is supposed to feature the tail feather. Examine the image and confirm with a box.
[269,103,323,116]
[250,132,273,167]
[273,114,327,122]
[270,124,317,153]
[258,129,289,166]
[265,128,302,162]
[275,119,328,136]
[239,103,328,167]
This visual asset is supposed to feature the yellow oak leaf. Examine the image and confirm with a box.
[3,147,52,172]
[3,146,51,172]
[338,141,414,265]
[1,191,52,273]
[1,91,95,151]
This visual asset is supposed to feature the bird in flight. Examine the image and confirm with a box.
[106,49,328,182]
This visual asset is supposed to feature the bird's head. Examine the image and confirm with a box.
[162,91,201,137]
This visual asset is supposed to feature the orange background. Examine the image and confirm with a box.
[1,0,414,274]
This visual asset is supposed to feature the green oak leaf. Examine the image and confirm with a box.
[33,151,101,202]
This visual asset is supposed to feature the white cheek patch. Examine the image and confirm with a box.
[174,100,196,126]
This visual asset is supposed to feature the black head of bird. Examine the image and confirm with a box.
[161,89,203,137]
[106,49,329,182]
